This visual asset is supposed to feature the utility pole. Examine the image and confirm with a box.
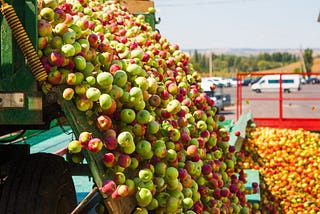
[299,46,307,74]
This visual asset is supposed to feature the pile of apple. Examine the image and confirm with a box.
[237,126,320,213]
[38,0,252,213]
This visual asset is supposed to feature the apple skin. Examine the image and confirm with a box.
[103,135,118,151]
[117,131,135,154]
[62,87,74,100]
[99,94,113,110]
[68,140,82,153]
[136,187,153,207]
[88,138,103,152]
[118,153,131,168]
[120,108,136,124]
[38,19,52,37]
[101,180,117,196]
[86,87,101,102]
[103,152,116,168]
[139,168,153,182]
[78,131,92,148]
[96,115,112,131]
[136,109,152,124]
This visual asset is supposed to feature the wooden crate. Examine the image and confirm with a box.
[119,0,154,13]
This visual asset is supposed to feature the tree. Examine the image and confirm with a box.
[303,48,313,75]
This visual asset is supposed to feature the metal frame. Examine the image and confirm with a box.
[236,72,320,131]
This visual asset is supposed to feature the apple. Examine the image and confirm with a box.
[99,93,113,110]
[114,171,126,185]
[48,51,64,67]
[103,152,116,167]
[38,19,52,37]
[101,180,116,196]
[166,196,180,213]
[118,153,131,168]
[67,140,82,153]
[62,29,76,44]
[113,70,128,87]
[62,87,74,100]
[117,131,135,154]
[147,120,160,134]
[108,85,123,101]
[136,109,151,124]
[86,87,101,101]
[120,108,136,124]
[133,123,146,137]
[139,168,153,182]
[73,55,87,71]
[78,131,92,148]
[103,135,118,151]
[88,138,103,152]
[96,115,112,131]
[136,188,152,207]
[76,96,93,111]
[97,72,114,87]
[61,44,76,57]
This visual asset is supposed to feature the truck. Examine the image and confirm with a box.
[250,74,301,93]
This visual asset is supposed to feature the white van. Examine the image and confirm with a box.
[251,74,301,93]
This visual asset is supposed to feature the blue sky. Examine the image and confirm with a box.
[154,0,320,50]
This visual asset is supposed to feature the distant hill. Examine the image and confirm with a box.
[183,48,320,57]
[258,57,320,74]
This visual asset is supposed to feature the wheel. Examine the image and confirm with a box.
[284,89,290,93]
[0,153,77,214]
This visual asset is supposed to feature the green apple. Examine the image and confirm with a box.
[165,167,179,180]
[129,86,143,97]
[117,131,135,154]
[60,44,75,57]
[135,139,152,157]
[62,29,76,44]
[120,108,136,124]
[86,87,101,101]
[166,196,180,213]
[138,168,153,182]
[154,161,167,177]
[136,188,152,207]
[147,120,160,134]
[113,70,128,87]
[134,76,148,91]
[136,109,151,124]
[97,72,113,87]
[73,55,86,71]
[68,140,82,153]
[166,99,181,114]
[99,93,113,110]
[182,197,194,210]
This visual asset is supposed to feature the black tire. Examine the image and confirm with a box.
[0,153,77,214]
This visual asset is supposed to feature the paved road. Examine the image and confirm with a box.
[219,84,320,122]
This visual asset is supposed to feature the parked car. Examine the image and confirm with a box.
[204,91,224,112]
[242,77,261,86]
[227,78,238,87]
[306,77,320,84]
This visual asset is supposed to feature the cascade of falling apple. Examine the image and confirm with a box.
[38,0,251,213]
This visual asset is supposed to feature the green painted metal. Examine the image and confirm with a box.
[0,0,43,126]
[228,113,254,152]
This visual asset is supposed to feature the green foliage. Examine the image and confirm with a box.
[303,48,313,73]
[190,50,299,76]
